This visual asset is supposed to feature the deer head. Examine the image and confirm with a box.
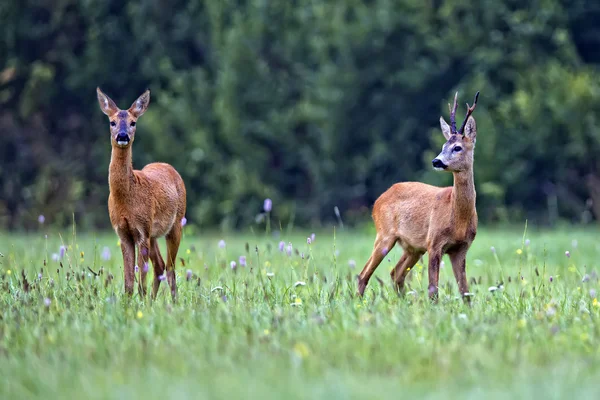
[432,91,479,172]
[96,88,150,148]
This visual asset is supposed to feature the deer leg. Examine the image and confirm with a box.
[120,234,136,296]
[427,248,443,301]
[149,237,166,299]
[165,224,182,300]
[390,251,421,293]
[137,238,150,297]
[357,235,396,296]
[448,247,470,300]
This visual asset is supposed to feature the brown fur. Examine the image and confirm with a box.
[97,87,186,299]
[357,95,479,301]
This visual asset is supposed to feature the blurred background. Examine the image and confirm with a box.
[0,0,599,232]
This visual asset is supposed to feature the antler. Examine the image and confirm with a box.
[447,92,459,135]
[458,91,480,135]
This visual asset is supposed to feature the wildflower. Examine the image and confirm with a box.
[263,198,272,213]
[38,215,45,224]
[294,281,306,287]
[490,246,496,254]
[525,239,530,247]
[43,298,51,307]
[582,274,590,283]
[143,262,149,273]
[382,248,388,256]
[239,256,247,267]
[7,270,11,275]
[516,249,523,255]
[158,272,167,281]
[266,272,275,278]
[307,237,312,245]
[549,276,553,283]
[59,245,66,259]
[310,233,316,242]
[546,307,556,317]
[38,273,42,281]
[593,298,599,307]
[286,243,292,256]
[51,253,59,261]
[218,240,226,249]
[293,342,310,359]
[440,261,445,269]
[186,249,191,255]
[230,261,237,270]
[565,251,570,258]
[263,329,270,335]
[186,269,193,281]
[348,259,356,268]
[181,217,187,227]
[279,241,285,252]
[136,311,143,319]
[590,289,596,298]
[134,265,139,273]
[294,297,303,305]
[517,319,527,328]
[101,247,111,261]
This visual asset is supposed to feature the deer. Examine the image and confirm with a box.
[357,91,480,301]
[96,87,186,300]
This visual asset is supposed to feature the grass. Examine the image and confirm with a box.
[1,225,600,399]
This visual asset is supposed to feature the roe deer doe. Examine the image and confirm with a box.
[96,88,186,299]
[357,91,480,301]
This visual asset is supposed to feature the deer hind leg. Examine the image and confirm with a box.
[137,238,150,297]
[149,237,166,299]
[390,250,421,293]
[165,224,182,300]
[357,234,396,296]
[119,234,136,297]
[448,246,470,300]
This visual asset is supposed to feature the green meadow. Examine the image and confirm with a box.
[1,226,600,399]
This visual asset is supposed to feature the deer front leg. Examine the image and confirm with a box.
[448,246,470,300]
[427,248,443,301]
[137,238,150,297]
[120,235,136,296]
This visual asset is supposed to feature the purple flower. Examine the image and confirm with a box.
[348,259,356,268]
[549,276,553,283]
[44,298,51,307]
[230,261,237,270]
[101,247,111,261]
[286,243,292,256]
[38,215,45,224]
[134,265,139,273]
[186,269,193,281]
[51,253,59,262]
[239,256,247,267]
[181,217,187,227]
[525,239,530,247]
[582,274,590,283]
[158,272,167,281]
[310,233,316,242]
[307,237,312,245]
[38,273,43,281]
[143,262,149,273]
[590,289,596,298]
[565,251,570,258]
[279,241,285,252]
[382,248,388,256]
[218,240,226,249]
[59,245,66,259]
[263,198,272,213]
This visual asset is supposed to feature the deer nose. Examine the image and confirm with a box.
[116,133,130,144]
[432,159,447,169]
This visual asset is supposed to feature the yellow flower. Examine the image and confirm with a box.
[293,342,310,359]
[263,329,270,335]
[6,270,11,275]
[295,297,302,305]
[80,251,84,258]
[117,240,121,247]
[264,261,271,268]
[516,249,523,255]
[568,265,576,273]
[186,249,191,255]
[517,319,527,328]
[593,298,599,307]
[136,311,143,319]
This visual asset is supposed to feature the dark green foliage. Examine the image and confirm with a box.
[1,0,599,230]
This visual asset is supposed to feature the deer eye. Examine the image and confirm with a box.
[110,121,116,127]
[453,146,462,152]
[130,121,136,127]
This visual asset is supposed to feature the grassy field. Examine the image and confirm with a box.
[1,225,600,399]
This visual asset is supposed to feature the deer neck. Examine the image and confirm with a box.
[109,146,134,198]
[451,168,476,227]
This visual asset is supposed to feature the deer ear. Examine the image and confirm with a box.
[440,117,451,140]
[129,89,150,118]
[463,116,477,141]
[97,87,118,116]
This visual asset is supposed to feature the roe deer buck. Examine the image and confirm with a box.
[96,88,186,299]
[357,91,480,300]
